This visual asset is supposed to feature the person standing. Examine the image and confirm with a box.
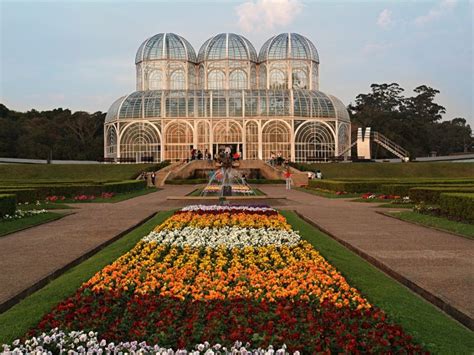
[316,170,323,179]
[151,172,156,186]
[284,168,293,190]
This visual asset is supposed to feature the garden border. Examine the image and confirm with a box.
[377,210,473,240]
[0,212,157,314]
[294,210,473,330]
[0,212,71,239]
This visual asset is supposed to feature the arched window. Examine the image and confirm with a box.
[170,69,186,90]
[295,121,335,162]
[120,122,161,162]
[262,120,291,160]
[229,70,247,89]
[208,70,225,90]
[269,69,286,89]
[148,70,163,90]
[292,69,308,89]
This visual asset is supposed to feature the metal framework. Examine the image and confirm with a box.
[105,32,350,163]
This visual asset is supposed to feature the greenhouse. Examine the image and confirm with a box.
[104,32,351,162]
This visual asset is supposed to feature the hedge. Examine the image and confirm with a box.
[0,180,147,202]
[439,193,474,222]
[103,180,146,193]
[0,189,39,203]
[166,178,208,185]
[308,180,383,193]
[409,186,474,204]
[309,179,474,194]
[0,194,16,218]
[247,179,285,184]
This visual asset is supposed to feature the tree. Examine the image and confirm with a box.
[349,83,471,158]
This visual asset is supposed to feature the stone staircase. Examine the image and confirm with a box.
[163,160,309,187]
[142,161,186,187]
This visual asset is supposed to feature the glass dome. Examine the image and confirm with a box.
[197,33,257,62]
[258,33,319,63]
[135,33,197,64]
[105,89,349,120]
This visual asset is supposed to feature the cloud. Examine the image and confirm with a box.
[414,0,458,26]
[235,0,303,32]
[377,9,393,29]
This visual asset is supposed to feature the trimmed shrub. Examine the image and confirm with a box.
[166,179,208,185]
[0,189,40,203]
[0,181,147,202]
[103,180,147,193]
[308,180,382,193]
[439,193,474,222]
[410,186,474,204]
[0,194,16,217]
[247,179,285,184]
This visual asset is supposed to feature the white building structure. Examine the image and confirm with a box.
[104,32,351,162]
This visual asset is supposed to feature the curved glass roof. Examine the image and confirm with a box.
[197,33,258,62]
[135,33,197,64]
[259,33,319,63]
[105,89,348,122]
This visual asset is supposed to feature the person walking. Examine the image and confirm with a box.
[151,172,156,186]
[284,168,293,190]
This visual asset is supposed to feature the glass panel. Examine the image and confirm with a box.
[229,69,247,89]
[208,70,225,90]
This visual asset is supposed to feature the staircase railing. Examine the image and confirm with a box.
[337,138,357,157]
[372,132,409,159]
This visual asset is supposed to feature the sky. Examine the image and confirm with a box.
[1,0,473,125]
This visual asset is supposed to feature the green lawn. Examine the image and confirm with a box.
[281,211,474,354]
[19,202,73,210]
[377,202,415,209]
[0,163,165,183]
[0,211,173,344]
[291,162,474,179]
[296,186,360,199]
[0,212,64,237]
[386,210,474,239]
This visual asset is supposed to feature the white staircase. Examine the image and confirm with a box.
[372,132,409,160]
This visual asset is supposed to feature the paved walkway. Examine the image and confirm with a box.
[0,186,195,308]
[0,185,472,328]
[258,185,474,326]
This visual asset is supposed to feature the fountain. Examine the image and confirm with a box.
[201,154,255,197]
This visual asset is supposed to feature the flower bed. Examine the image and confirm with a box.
[10,204,424,353]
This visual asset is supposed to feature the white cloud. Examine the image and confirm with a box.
[235,0,303,32]
[414,0,458,26]
[377,9,393,29]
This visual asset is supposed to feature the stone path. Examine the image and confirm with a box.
[258,185,474,327]
[0,184,472,329]
[0,186,195,309]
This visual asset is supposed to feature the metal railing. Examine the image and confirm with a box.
[372,132,409,159]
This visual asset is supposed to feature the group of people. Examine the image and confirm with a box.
[269,152,288,167]
[190,148,212,161]
[307,169,323,180]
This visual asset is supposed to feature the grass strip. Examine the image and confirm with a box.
[0,213,64,238]
[377,202,415,209]
[295,187,359,199]
[0,211,173,344]
[281,211,474,354]
[18,202,73,210]
[386,210,474,239]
